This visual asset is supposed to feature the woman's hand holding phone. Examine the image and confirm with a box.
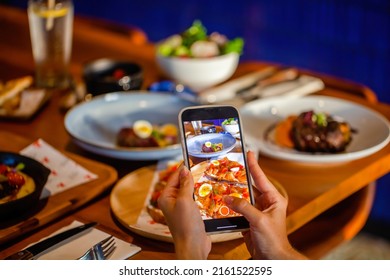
[159,151,307,260]
[158,105,307,259]
[158,152,306,259]
[224,151,308,260]
[158,165,212,260]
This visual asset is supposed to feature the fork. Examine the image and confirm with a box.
[77,235,116,260]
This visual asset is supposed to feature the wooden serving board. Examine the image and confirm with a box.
[0,131,118,244]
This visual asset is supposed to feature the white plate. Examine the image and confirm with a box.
[186,133,237,158]
[64,92,196,160]
[240,95,390,163]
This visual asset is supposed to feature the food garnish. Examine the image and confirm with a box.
[117,120,178,148]
[157,20,244,58]
[133,120,153,139]
[198,183,212,197]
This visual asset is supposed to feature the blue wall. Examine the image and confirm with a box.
[4,0,390,227]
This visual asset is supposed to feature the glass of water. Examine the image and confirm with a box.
[28,0,73,89]
[191,120,202,135]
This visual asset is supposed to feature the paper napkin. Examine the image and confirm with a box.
[0,89,47,118]
[33,221,141,260]
[20,139,98,199]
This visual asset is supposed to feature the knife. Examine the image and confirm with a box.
[236,67,299,100]
[5,222,97,260]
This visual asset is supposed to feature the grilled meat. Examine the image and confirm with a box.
[291,111,352,153]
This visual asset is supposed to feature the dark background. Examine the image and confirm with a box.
[3,0,389,238]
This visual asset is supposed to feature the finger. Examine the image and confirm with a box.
[247,151,276,194]
[224,195,263,225]
[158,164,182,209]
[178,165,195,198]
[251,184,262,198]
[242,232,254,256]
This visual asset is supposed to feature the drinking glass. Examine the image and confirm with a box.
[28,0,73,89]
[191,120,202,135]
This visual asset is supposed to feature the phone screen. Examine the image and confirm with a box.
[179,105,254,233]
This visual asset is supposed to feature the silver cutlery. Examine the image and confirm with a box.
[197,66,299,104]
[236,67,299,101]
[5,222,97,260]
[78,235,116,260]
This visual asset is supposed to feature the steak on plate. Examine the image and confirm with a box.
[290,111,352,153]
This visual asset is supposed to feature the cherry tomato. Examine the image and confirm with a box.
[7,172,25,186]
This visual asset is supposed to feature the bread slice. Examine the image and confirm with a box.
[0,76,33,107]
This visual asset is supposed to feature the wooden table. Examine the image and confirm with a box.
[1,5,390,260]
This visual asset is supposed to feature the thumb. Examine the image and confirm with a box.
[178,165,194,198]
[224,196,263,224]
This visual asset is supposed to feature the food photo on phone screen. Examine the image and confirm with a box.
[179,105,255,233]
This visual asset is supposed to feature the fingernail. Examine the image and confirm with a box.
[180,165,189,177]
[223,195,234,205]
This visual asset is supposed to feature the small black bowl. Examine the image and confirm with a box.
[0,152,50,220]
[201,125,217,134]
[83,58,143,96]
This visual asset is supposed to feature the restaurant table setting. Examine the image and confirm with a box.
[1,4,390,260]
[18,221,140,260]
[0,131,117,244]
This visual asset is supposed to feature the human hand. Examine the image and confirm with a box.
[158,165,211,259]
[224,151,307,260]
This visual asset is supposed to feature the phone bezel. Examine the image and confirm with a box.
[178,105,254,234]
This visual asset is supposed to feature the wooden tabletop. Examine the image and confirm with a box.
[0,5,389,260]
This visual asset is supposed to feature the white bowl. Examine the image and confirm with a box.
[222,123,240,135]
[156,52,239,91]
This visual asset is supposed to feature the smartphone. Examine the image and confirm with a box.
[178,105,254,234]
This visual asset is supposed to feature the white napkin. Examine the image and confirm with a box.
[0,89,46,117]
[33,221,141,260]
[20,139,98,199]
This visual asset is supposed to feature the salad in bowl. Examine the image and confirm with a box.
[157,20,244,58]
[156,20,244,91]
